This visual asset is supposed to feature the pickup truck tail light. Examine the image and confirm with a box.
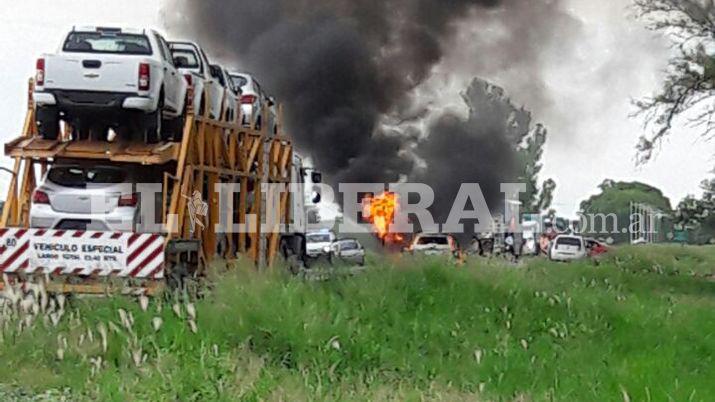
[36,58,45,86]
[241,95,257,104]
[184,73,193,86]
[118,193,139,207]
[138,63,150,91]
[32,190,50,204]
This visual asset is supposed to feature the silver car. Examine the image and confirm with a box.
[228,72,277,134]
[30,162,147,232]
[332,238,365,266]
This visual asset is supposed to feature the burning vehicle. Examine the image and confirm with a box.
[362,192,405,247]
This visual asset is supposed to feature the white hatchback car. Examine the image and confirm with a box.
[29,162,158,232]
[548,235,587,262]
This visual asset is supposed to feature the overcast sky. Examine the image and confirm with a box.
[0,0,710,217]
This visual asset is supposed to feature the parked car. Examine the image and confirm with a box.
[34,26,188,143]
[332,238,365,266]
[209,64,239,122]
[306,230,337,258]
[585,238,609,257]
[168,41,225,121]
[29,161,160,232]
[548,235,587,262]
[406,233,457,256]
[228,72,277,133]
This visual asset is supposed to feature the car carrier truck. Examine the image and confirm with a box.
[0,79,318,294]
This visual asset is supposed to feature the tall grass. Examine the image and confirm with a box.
[0,245,714,401]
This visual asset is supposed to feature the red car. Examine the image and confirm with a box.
[585,238,608,257]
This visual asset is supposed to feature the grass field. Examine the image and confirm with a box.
[0,245,714,401]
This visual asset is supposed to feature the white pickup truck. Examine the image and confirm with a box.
[34,26,188,143]
[168,41,226,122]
[210,64,240,123]
[229,71,278,134]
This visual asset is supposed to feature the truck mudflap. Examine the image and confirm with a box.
[0,228,165,279]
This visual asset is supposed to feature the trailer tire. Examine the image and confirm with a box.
[36,106,59,140]
[166,259,189,292]
[216,234,228,258]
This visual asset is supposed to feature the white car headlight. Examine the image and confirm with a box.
[323,246,331,253]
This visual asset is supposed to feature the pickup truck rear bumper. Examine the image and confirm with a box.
[34,90,156,113]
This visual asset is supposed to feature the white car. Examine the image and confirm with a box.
[228,72,277,134]
[407,233,457,256]
[548,235,587,262]
[34,26,188,143]
[306,231,336,258]
[168,41,225,122]
[30,161,160,232]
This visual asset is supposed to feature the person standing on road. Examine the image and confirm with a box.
[505,232,518,262]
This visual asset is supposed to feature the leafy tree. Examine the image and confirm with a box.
[579,180,673,242]
[675,176,715,242]
[633,0,715,163]
[517,123,556,213]
[536,179,557,212]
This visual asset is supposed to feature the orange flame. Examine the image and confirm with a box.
[363,192,403,244]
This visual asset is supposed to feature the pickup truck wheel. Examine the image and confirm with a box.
[36,107,59,140]
[145,92,165,144]
[164,107,185,142]
[144,110,161,144]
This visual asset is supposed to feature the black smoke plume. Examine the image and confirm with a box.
[413,78,535,232]
[163,0,559,231]
[163,0,501,182]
